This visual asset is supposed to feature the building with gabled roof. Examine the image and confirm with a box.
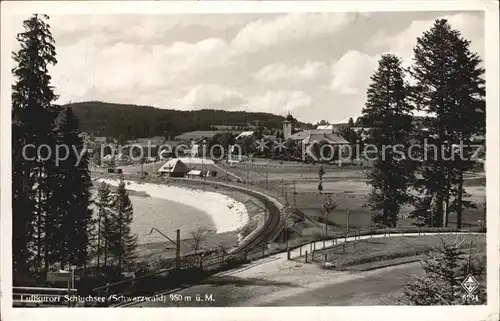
[288,130,349,145]
[157,158,190,177]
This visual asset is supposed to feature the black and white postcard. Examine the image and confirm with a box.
[1,1,499,321]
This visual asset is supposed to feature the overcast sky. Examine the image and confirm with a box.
[9,11,484,123]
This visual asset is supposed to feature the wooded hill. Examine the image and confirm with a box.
[67,101,313,140]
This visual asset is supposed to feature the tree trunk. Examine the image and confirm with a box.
[456,168,464,229]
[37,170,43,268]
[14,163,32,276]
[383,207,389,227]
[104,216,108,267]
[435,191,444,227]
[43,195,49,274]
[97,210,102,268]
[118,216,123,269]
[444,179,451,227]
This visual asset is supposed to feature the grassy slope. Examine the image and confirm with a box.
[309,234,486,271]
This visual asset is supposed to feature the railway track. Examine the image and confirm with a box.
[93,172,285,253]
[104,176,285,307]
[168,177,285,254]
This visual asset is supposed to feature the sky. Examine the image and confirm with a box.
[8,11,484,124]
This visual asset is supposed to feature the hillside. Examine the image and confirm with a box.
[67,101,312,140]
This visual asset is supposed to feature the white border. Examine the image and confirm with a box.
[1,1,498,321]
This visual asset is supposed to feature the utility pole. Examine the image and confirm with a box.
[293,181,296,208]
[147,228,181,271]
[324,211,328,237]
[175,229,181,271]
[265,171,269,190]
[70,265,76,290]
[281,178,284,196]
[346,211,350,233]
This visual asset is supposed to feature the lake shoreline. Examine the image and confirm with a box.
[96,178,250,240]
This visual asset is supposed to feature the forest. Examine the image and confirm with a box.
[68,101,313,140]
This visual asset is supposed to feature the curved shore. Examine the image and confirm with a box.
[97,178,250,238]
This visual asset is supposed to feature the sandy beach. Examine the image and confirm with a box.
[97,178,250,239]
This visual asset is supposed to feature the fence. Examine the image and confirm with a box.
[286,226,486,262]
[89,240,276,307]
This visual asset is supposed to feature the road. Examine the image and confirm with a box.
[254,262,423,306]
[129,232,484,307]
[130,259,423,307]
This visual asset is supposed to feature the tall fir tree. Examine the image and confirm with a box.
[11,14,59,278]
[109,180,138,270]
[53,107,94,269]
[409,19,485,228]
[362,54,415,227]
[96,182,115,268]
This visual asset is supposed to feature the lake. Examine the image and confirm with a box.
[91,191,216,244]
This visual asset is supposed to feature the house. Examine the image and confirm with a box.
[94,136,109,144]
[287,130,349,162]
[235,131,254,140]
[282,113,349,162]
[135,136,165,146]
[102,154,114,163]
[157,158,190,177]
[159,141,188,158]
[316,124,335,131]
[288,131,349,145]
[174,130,241,142]
[115,153,131,164]
[350,127,373,141]
[186,169,203,178]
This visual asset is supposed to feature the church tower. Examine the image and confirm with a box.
[283,112,293,140]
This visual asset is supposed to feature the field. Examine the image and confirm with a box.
[225,160,486,240]
[306,234,486,271]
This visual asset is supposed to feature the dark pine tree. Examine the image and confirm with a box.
[109,180,138,270]
[409,19,485,228]
[362,54,415,228]
[96,182,114,268]
[54,107,94,269]
[11,14,59,279]
[402,239,486,305]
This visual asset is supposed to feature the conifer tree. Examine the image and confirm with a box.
[339,117,360,161]
[402,239,485,305]
[96,182,114,268]
[362,54,415,227]
[11,14,59,276]
[54,107,94,269]
[109,180,137,270]
[409,19,485,228]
